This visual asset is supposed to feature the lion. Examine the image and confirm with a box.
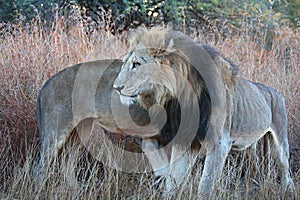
[34,59,162,187]
[113,27,295,197]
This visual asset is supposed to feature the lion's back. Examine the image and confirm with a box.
[36,59,123,137]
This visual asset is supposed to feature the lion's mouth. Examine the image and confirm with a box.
[118,92,138,106]
[120,93,138,98]
[116,89,139,98]
[115,88,138,98]
[117,84,154,98]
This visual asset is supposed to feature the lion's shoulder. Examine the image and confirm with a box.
[201,44,240,87]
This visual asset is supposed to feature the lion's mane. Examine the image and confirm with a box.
[127,27,240,143]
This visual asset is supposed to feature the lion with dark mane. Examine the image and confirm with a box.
[113,27,294,197]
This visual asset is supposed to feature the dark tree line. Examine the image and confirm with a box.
[1,0,299,33]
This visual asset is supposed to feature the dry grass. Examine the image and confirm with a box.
[0,15,299,199]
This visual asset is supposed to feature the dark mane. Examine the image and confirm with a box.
[159,69,211,145]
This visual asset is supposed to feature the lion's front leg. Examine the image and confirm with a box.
[198,134,232,198]
[167,145,197,194]
[142,138,170,188]
[143,139,197,196]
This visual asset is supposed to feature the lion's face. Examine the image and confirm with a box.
[113,44,175,107]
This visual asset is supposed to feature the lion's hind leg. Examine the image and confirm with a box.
[268,127,294,195]
[267,91,295,196]
[244,141,259,178]
[34,123,79,191]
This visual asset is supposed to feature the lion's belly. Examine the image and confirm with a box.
[230,79,272,150]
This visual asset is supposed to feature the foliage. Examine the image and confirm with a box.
[0,0,76,23]
[284,0,300,28]
[71,0,300,32]
[1,1,299,32]
[0,1,17,22]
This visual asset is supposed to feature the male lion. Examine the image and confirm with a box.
[113,27,294,197]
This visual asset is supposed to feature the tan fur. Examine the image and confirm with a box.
[35,59,158,188]
[113,27,294,198]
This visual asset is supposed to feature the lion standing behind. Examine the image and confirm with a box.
[113,27,295,198]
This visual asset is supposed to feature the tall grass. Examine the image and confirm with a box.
[0,14,299,199]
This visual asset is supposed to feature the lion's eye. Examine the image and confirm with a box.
[132,62,141,70]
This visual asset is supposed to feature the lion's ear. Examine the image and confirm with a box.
[128,26,148,49]
[166,39,176,54]
[148,38,176,57]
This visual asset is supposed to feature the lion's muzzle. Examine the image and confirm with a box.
[113,85,138,98]
[114,85,124,93]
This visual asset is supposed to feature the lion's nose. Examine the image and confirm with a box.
[113,85,124,93]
